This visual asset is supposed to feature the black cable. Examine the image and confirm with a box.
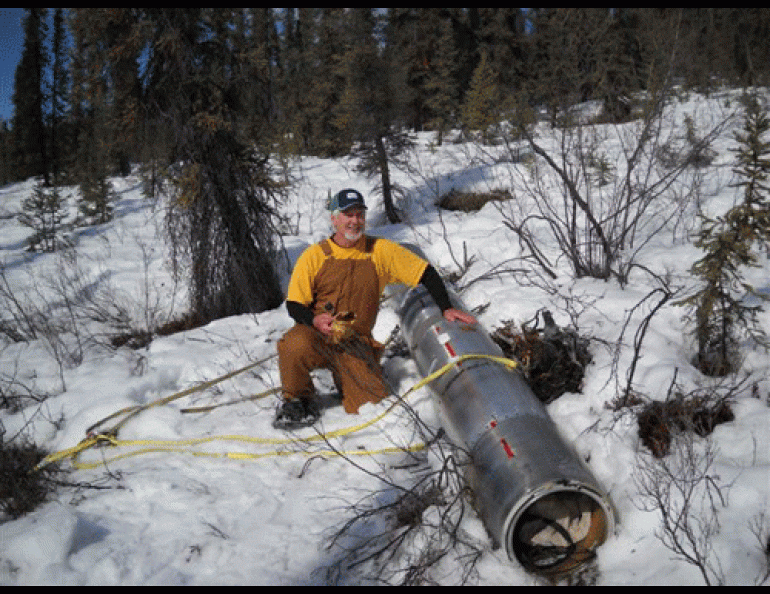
[512,512,577,572]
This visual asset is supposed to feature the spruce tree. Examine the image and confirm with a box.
[49,8,69,184]
[685,217,754,376]
[78,168,115,226]
[0,122,11,185]
[730,98,770,249]
[423,14,459,145]
[300,8,349,157]
[682,99,770,375]
[386,9,459,145]
[68,9,118,226]
[477,8,527,94]
[339,8,412,223]
[18,182,66,252]
[460,50,501,143]
[141,8,284,321]
[276,8,317,156]
[11,8,49,184]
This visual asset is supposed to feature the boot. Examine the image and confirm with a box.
[272,397,321,430]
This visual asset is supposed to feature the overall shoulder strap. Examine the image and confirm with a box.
[321,236,375,256]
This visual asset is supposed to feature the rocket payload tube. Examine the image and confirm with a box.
[392,245,616,575]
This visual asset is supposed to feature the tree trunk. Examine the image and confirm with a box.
[375,135,401,223]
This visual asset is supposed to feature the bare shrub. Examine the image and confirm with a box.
[496,93,732,285]
[319,405,486,586]
[0,239,182,390]
[0,371,50,414]
[633,431,729,585]
[750,512,770,585]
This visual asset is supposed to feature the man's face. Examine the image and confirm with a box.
[332,207,366,243]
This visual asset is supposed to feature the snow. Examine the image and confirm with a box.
[1,90,770,585]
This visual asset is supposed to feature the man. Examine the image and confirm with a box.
[274,188,476,429]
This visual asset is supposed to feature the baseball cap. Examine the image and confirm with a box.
[330,189,367,212]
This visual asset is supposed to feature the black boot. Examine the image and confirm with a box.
[272,397,321,430]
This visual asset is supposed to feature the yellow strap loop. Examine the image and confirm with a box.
[35,353,518,471]
[64,438,429,471]
[84,353,278,438]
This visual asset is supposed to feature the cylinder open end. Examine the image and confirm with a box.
[506,487,613,576]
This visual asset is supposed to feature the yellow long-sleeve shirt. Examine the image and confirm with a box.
[286,235,428,308]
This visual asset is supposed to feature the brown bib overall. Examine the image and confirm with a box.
[278,237,390,413]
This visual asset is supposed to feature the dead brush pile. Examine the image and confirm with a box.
[491,310,593,404]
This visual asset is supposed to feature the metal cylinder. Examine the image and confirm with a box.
[392,248,616,575]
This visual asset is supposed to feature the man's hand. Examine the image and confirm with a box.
[313,312,335,336]
[443,308,477,325]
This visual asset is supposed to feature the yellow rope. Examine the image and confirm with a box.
[84,353,278,438]
[35,353,518,471]
[55,434,429,470]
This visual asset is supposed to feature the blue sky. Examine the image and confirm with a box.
[0,8,25,123]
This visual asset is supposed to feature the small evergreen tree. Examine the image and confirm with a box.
[685,218,755,376]
[76,99,115,226]
[460,50,502,143]
[730,98,770,249]
[422,14,459,145]
[18,182,66,252]
[681,99,770,376]
[78,172,114,226]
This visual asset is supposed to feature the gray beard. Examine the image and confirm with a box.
[343,230,363,242]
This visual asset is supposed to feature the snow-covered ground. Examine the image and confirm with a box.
[1,90,769,585]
